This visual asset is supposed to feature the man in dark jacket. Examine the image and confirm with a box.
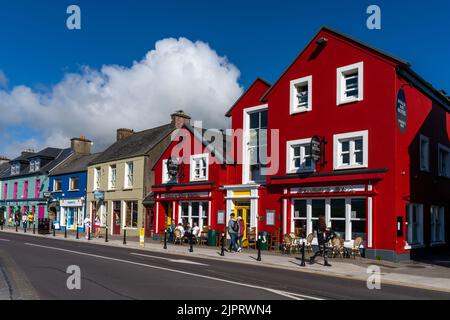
[309,215,335,267]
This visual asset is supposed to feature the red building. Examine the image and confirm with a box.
[153,27,450,261]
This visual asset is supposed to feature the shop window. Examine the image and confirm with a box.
[333,130,368,170]
[108,165,117,190]
[438,144,450,178]
[190,154,208,181]
[179,201,209,230]
[330,199,346,239]
[419,135,430,172]
[406,203,424,247]
[350,198,366,240]
[69,177,79,191]
[286,138,315,173]
[53,179,62,192]
[290,75,312,114]
[292,200,307,237]
[125,201,138,228]
[430,206,445,244]
[337,62,364,105]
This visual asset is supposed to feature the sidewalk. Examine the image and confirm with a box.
[1,226,450,293]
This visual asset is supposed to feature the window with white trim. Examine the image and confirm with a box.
[125,201,138,228]
[430,206,445,244]
[11,163,20,175]
[69,177,79,191]
[438,144,450,178]
[124,161,134,188]
[406,204,424,247]
[290,76,312,114]
[337,62,364,105]
[29,159,40,173]
[190,154,208,181]
[53,179,62,192]
[420,135,430,172]
[333,130,368,170]
[286,138,315,173]
[108,165,117,190]
[94,167,101,191]
[179,201,209,230]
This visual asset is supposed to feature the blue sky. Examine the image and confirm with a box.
[0,0,449,157]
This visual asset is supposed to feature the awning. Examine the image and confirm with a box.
[142,192,155,208]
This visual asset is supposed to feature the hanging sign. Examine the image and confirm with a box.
[310,136,322,161]
[396,88,407,133]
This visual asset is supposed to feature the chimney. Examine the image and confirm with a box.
[21,149,35,157]
[71,136,92,155]
[171,110,191,129]
[0,156,9,165]
[116,128,134,141]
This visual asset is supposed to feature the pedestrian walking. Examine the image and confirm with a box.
[309,215,335,267]
[22,212,28,229]
[227,214,239,253]
[84,216,91,239]
[94,215,101,237]
[237,216,245,252]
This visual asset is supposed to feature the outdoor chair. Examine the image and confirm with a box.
[173,229,183,245]
[281,233,299,254]
[247,227,257,249]
[352,236,364,258]
[269,228,281,251]
[331,237,345,258]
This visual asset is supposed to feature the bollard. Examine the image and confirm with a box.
[220,232,225,256]
[64,226,67,238]
[53,224,56,236]
[189,232,194,253]
[1,224,3,231]
[24,224,27,233]
[76,226,79,239]
[105,227,109,242]
[123,229,127,245]
[33,223,35,234]
[88,227,91,240]
[256,236,262,261]
[16,224,18,232]
[300,242,306,267]
[163,229,167,249]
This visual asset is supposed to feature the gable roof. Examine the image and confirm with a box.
[225,77,271,117]
[90,123,174,165]
[259,26,450,112]
[0,148,73,179]
[49,153,101,176]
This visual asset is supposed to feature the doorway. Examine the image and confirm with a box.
[113,201,121,235]
[233,201,251,247]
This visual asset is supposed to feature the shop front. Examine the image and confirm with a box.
[59,198,85,231]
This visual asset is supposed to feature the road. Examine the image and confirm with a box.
[0,232,449,300]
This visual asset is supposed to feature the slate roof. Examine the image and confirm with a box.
[49,153,101,176]
[90,123,174,165]
[0,162,10,176]
[0,148,73,179]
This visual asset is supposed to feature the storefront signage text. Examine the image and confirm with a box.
[160,192,209,199]
[60,199,83,207]
[291,185,366,194]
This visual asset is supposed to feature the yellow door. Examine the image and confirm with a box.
[233,202,250,247]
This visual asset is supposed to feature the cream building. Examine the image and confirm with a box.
[86,111,191,237]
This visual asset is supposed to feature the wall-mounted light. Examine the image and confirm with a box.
[316,37,328,45]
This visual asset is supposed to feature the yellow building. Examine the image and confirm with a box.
[86,111,191,237]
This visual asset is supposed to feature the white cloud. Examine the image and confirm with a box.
[0,37,243,157]
[0,70,8,88]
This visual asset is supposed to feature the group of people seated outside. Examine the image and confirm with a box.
[167,220,201,244]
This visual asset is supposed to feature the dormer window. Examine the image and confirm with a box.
[29,159,41,173]
[11,163,20,175]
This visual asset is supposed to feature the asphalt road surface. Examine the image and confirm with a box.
[1,232,449,300]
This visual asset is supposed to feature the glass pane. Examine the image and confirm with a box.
[293,146,300,157]
[294,158,301,169]
[293,200,307,218]
[249,129,258,147]
[351,221,366,240]
[181,202,189,218]
[354,138,363,151]
[342,153,350,164]
[341,141,349,152]
[201,202,208,218]
[249,147,258,164]
[249,112,259,129]
[331,220,346,238]
[330,199,346,218]
[132,202,138,228]
[304,157,312,168]
[355,151,363,164]
[311,199,325,219]
[351,199,366,219]
[260,110,268,129]
[191,202,200,218]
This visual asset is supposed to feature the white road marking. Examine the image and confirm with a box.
[0,239,11,242]
[24,242,323,300]
[130,252,208,266]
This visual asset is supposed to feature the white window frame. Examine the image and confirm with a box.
[123,200,138,229]
[190,154,209,182]
[333,130,368,170]
[178,201,209,230]
[430,206,445,245]
[438,144,450,178]
[406,203,424,247]
[242,104,268,184]
[286,138,315,174]
[108,165,117,190]
[94,167,101,191]
[124,161,134,189]
[53,179,62,192]
[69,177,79,191]
[290,75,312,114]
[337,62,364,105]
[419,135,430,172]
